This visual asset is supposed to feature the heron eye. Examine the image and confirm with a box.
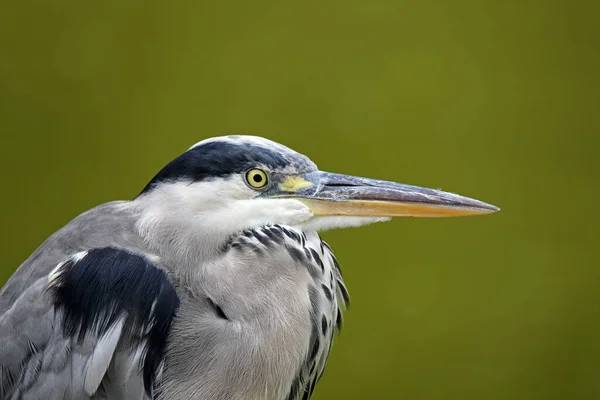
[245,169,269,189]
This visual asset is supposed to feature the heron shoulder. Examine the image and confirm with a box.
[0,246,180,399]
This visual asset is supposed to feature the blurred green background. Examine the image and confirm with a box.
[1,0,598,399]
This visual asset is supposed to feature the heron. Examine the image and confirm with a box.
[0,135,498,400]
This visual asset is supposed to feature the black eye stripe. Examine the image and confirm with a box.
[139,140,317,195]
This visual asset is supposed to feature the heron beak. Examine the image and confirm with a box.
[271,171,499,218]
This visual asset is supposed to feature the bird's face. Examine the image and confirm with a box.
[136,135,498,247]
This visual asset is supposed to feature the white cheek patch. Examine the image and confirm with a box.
[151,176,257,206]
[134,179,317,258]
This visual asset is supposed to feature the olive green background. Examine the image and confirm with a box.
[1,0,598,399]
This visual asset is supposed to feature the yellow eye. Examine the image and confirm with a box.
[245,168,269,189]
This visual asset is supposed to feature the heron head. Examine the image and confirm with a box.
[135,135,498,248]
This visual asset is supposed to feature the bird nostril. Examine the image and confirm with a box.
[323,183,360,188]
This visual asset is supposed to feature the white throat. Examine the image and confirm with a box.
[133,179,312,265]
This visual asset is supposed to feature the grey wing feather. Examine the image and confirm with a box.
[0,247,179,400]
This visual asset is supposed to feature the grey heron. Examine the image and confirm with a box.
[0,135,498,399]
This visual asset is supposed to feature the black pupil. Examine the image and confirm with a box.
[252,173,263,183]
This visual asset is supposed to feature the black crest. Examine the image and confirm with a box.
[139,138,316,194]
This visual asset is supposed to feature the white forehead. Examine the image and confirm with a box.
[190,135,295,154]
